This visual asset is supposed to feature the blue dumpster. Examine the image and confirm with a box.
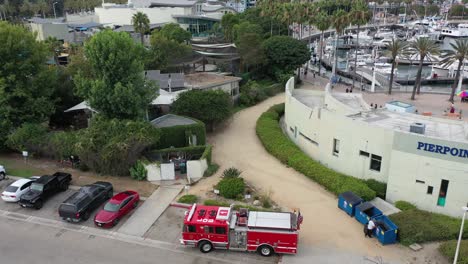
[372,215,398,245]
[338,191,363,217]
[355,202,383,225]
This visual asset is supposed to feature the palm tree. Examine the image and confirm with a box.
[440,39,468,103]
[408,38,440,100]
[331,10,349,82]
[349,0,372,90]
[132,12,150,45]
[313,12,330,76]
[385,39,408,95]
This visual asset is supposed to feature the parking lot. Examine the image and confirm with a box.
[145,206,280,264]
[0,178,142,229]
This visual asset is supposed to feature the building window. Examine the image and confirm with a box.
[427,186,433,195]
[437,180,449,207]
[416,180,425,184]
[359,151,369,157]
[333,139,340,156]
[370,154,382,172]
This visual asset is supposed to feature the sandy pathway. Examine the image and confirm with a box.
[192,92,416,263]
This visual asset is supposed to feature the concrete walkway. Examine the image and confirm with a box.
[118,185,184,237]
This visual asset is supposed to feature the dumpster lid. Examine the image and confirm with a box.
[356,202,374,212]
[340,191,363,204]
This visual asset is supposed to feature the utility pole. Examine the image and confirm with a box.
[53,1,58,19]
[453,207,468,264]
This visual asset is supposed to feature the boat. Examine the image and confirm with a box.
[373,62,393,75]
[373,38,392,48]
[440,24,468,38]
[396,54,440,66]
[430,60,468,79]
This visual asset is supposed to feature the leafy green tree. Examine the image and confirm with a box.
[262,35,310,81]
[313,12,330,76]
[158,23,191,43]
[449,4,465,17]
[440,39,468,103]
[6,123,48,154]
[349,0,371,89]
[45,36,63,66]
[147,27,192,70]
[0,22,55,148]
[171,90,232,130]
[408,38,440,100]
[74,30,157,120]
[132,12,150,45]
[221,13,240,42]
[233,21,265,71]
[385,39,408,95]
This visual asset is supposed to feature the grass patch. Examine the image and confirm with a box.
[203,163,219,177]
[0,158,44,178]
[255,104,376,201]
[395,201,417,211]
[204,199,230,207]
[178,195,198,204]
[439,240,468,264]
[389,209,468,245]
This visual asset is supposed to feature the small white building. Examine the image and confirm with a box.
[27,17,69,41]
[283,78,468,217]
[185,72,241,100]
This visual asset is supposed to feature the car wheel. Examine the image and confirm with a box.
[0,172,5,180]
[112,218,120,227]
[258,245,274,257]
[82,211,90,221]
[133,201,139,209]
[199,241,213,253]
[35,200,43,210]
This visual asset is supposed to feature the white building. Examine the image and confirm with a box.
[283,78,468,217]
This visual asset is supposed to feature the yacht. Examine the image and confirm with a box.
[440,24,468,38]
[372,62,393,75]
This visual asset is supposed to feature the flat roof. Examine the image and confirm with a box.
[184,204,230,226]
[150,114,197,128]
[185,73,241,89]
[248,211,292,230]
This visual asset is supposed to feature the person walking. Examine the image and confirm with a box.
[365,219,376,238]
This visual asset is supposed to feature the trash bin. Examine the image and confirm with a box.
[338,191,363,217]
[355,202,383,225]
[372,215,398,245]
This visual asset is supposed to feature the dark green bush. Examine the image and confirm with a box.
[439,240,468,264]
[204,163,219,177]
[158,118,206,148]
[129,160,147,181]
[256,104,376,201]
[201,144,212,164]
[389,209,468,245]
[239,80,282,107]
[222,167,242,178]
[395,201,417,211]
[48,131,78,159]
[217,177,245,199]
[204,199,230,207]
[178,194,198,204]
[6,123,48,155]
[364,179,387,199]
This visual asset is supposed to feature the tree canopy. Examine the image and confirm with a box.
[74,30,157,120]
[171,90,232,130]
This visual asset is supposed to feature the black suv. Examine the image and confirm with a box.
[19,172,72,209]
[58,182,113,222]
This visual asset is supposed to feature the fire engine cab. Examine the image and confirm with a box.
[180,204,302,257]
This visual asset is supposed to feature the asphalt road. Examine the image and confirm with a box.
[0,218,250,264]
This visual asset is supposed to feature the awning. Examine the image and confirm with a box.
[64,101,97,113]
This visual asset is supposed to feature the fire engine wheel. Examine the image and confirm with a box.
[199,241,213,253]
[258,245,274,257]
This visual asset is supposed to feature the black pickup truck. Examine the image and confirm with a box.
[19,172,72,209]
[58,182,113,222]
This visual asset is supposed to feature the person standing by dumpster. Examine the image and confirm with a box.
[365,219,376,238]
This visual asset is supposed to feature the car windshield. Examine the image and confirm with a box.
[30,183,43,192]
[104,202,120,212]
[5,186,18,193]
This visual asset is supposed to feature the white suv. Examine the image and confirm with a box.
[0,165,5,180]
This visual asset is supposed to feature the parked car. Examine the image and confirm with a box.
[1,179,35,202]
[59,182,113,222]
[94,191,140,228]
[19,172,72,209]
[0,165,5,180]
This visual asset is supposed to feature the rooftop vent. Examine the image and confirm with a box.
[410,122,426,134]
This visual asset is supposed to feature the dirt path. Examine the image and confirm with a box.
[187,90,430,263]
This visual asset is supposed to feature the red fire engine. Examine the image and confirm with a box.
[180,204,302,257]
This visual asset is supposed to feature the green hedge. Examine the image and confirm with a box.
[389,209,468,245]
[158,118,206,148]
[203,200,273,211]
[146,145,206,161]
[395,200,417,211]
[201,144,212,165]
[364,179,387,199]
[439,240,468,264]
[256,104,376,201]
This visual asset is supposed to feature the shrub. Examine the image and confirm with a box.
[201,144,212,164]
[389,209,468,245]
[48,131,78,159]
[439,240,468,264]
[256,104,376,201]
[238,80,282,107]
[6,123,48,155]
[261,196,272,208]
[130,160,148,181]
[364,179,387,199]
[204,199,230,207]
[217,177,245,199]
[158,119,206,148]
[395,201,417,211]
[178,194,198,204]
[204,163,219,177]
[222,167,242,178]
